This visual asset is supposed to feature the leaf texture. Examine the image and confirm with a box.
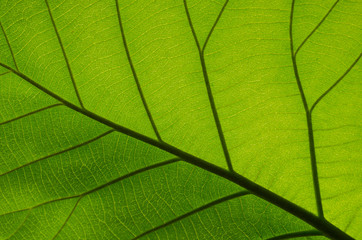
[0,0,361,239]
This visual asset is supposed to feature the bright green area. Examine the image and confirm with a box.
[0,0,360,239]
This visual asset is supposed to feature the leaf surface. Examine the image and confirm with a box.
[0,0,361,239]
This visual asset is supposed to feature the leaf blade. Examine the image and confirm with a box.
[1,0,360,239]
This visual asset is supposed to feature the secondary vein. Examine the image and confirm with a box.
[294,0,340,56]
[266,230,323,240]
[183,0,233,172]
[202,0,229,52]
[0,22,18,71]
[0,62,354,240]
[0,71,11,76]
[44,0,84,109]
[0,158,181,218]
[290,0,324,219]
[0,130,114,177]
[115,0,162,142]
[51,197,81,240]
[0,103,63,126]
[310,53,361,113]
[132,190,249,240]
[5,211,31,240]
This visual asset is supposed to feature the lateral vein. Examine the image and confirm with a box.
[310,53,361,112]
[0,22,18,71]
[0,103,63,126]
[132,191,249,240]
[0,71,11,76]
[0,62,354,240]
[183,0,233,172]
[44,0,84,109]
[202,0,229,52]
[0,130,114,177]
[5,210,31,240]
[266,230,323,240]
[51,197,81,240]
[294,0,340,56]
[290,0,324,219]
[115,0,162,141]
[0,158,181,218]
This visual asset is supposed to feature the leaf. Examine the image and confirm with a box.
[0,0,360,239]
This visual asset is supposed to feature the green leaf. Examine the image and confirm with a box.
[0,0,360,239]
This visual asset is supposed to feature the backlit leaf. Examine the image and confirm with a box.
[0,0,361,239]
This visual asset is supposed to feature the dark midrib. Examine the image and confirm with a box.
[0,22,18,70]
[0,63,354,240]
[132,191,249,240]
[115,0,162,141]
[44,0,84,109]
[183,0,233,172]
[266,230,323,240]
[290,0,324,219]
